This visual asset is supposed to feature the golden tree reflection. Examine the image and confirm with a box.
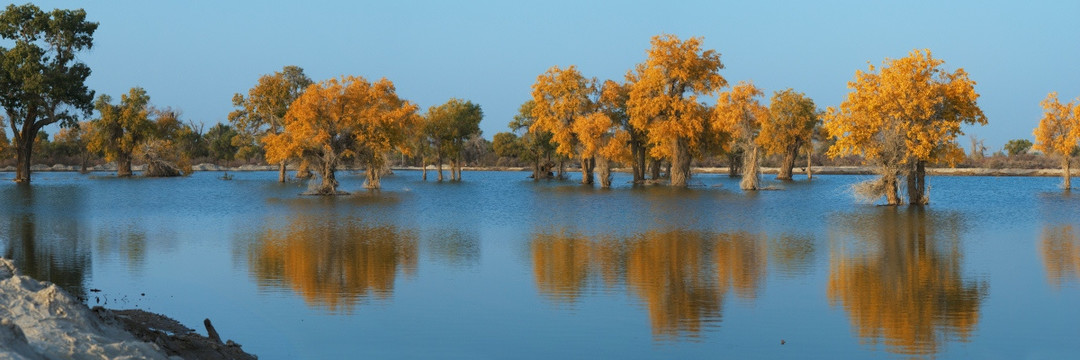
[530,229,768,340]
[248,216,418,313]
[827,208,986,356]
[1040,224,1080,288]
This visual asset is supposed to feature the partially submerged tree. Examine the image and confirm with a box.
[1033,92,1079,189]
[713,81,768,190]
[530,65,597,184]
[229,65,313,182]
[0,4,97,183]
[510,100,559,180]
[86,87,153,177]
[423,98,482,181]
[627,34,727,186]
[599,79,648,183]
[824,49,986,205]
[759,88,818,181]
[263,76,418,194]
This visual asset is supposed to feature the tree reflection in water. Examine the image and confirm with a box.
[827,207,986,356]
[248,215,418,313]
[530,229,770,340]
[1040,224,1080,288]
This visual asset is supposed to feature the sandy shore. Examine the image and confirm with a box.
[0,258,255,360]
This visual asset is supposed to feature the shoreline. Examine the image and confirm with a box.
[0,258,256,359]
[2,163,1075,178]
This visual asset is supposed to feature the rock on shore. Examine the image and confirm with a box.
[0,258,255,359]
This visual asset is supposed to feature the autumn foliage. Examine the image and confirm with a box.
[759,89,818,180]
[264,76,418,194]
[713,81,768,190]
[824,49,986,205]
[1032,92,1079,189]
[628,34,727,186]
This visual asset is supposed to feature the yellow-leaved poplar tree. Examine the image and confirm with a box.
[713,81,769,190]
[824,49,986,205]
[530,65,599,184]
[599,79,648,183]
[86,87,153,177]
[229,66,313,182]
[759,89,818,181]
[627,34,727,186]
[264,76,418,194]
[1033,92,1079,189]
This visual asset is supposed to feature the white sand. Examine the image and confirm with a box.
[0,258,176,360]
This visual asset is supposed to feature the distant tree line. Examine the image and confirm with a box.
[3,4,1078,202]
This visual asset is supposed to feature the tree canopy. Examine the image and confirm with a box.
[86,87,152,177]
[1033,92,1079,189]
[824,49,986,205]
[0,3,97,183]
[627,34,727,186]
[759,88,818,180]
[264,76,418,194]
[229,65,313,181]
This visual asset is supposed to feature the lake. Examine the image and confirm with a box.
[1,170,1078,359]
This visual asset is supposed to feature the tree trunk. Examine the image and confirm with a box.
[117,155,133,177]
[531,159,541,181]
[14,141,32,184]
[884,173,900,206]
[1064,157,1072,190]
[648,157,661,180]
[740,145,760,190]
[906,160,927,205]
[278,161,287,182]
[597,156,612,188]
[670,136,692,187]
[365,166,380,189]
[806,147,813,180]
[580,156,594,185]
[436,153,444,181]
[320,162,338,194]
[631,142,645,183]
[421,156,428,181]
[777,145,797,181]
[728,151,742,178]
[557,159,566,180]
[455,155,463,181]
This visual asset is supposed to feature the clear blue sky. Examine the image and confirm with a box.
[27,0,1080,151]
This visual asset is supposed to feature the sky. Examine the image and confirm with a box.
[19,0,1080,151]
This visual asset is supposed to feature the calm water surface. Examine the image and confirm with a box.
[1,170,1078,359]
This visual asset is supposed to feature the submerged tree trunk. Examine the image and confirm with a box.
[777,144,798,181]
[436,153,444,182]
[1064,157,1072,190]
[117,155,133,177]
[278,161,287,182]
[906,160,928,205]
[631,142,645,183]
[806,147,813,180]
[364,166,380,189]
[740,146,760,190]
[597,156,612,188]
[884,173,900,206]
[14,141,32,184]
[727,151,742,178]
[557,159,566,180]
[580,156,595,185]
[648,157,661,180]
[318,162,339,194]
[421,156,428,181]
[670,136,692,187]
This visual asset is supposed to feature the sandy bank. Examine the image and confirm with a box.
[0,258,255,359]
